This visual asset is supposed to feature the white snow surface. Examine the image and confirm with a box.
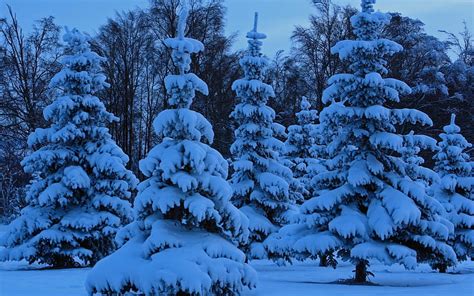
[1,256,473,296]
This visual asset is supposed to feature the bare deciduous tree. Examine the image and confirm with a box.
[0,6,61,219]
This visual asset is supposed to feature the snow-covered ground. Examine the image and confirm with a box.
[250,260,474,296]
[1,224,473,296]
[1,258,473,296]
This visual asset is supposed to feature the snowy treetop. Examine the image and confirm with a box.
[434,113,472,178]
[300,96,311,110]
[329,0,398,77]
[162,5,207,110]
[361,0,376,13]
[50,27,108,96]
[439,113,471,153]
[154,5,212,142]
[352,0,390,41]
[236,12,270,82]
[246,12,267,41]
[296,97,318,126]
[164,7,204,75]
[37,28,117,137]
[444,113,461,134]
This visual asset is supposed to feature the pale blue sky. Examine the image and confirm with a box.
[2,0,473,57]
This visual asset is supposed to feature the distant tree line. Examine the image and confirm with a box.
[0,0,472,220]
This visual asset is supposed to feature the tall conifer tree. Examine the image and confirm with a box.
[0,29,137,267]
[266,0,457,281]
[86,8,256,295]
[230,13,297,259]
[432,114,474,269]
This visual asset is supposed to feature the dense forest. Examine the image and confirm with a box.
[0,0,472,220]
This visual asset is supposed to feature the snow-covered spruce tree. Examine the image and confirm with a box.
[432,114,474,268]
[401,131,439,187]
[0,28,137,268]
[266,0,457,282]
[86,8,256,296]
[306,111,331,199]
[230,13,298,260]
[284,97,319,200]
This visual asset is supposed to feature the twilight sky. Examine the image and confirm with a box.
[2,0,473,58]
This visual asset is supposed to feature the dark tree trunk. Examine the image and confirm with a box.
[438,265,447,273]
[432,263,448,273]
[319,254,328,267]
[354,260,369,283]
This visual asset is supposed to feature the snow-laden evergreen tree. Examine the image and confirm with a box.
[401,131,439,187]
[284,97,319,200]
[307,111,331,199]
[266,0,457,282]
[0,28,137,268]
[230,13,298,260]
[432,114,474,267]
[86,8,256,295]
